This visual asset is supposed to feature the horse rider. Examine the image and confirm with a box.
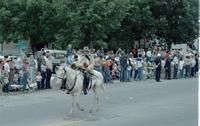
[76,46,95,95]
[66,44,73,66]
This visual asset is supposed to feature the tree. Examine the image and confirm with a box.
[54,0,128,49]
[109,0,155,49]
[0,0,198,50]
[150,0,199,49]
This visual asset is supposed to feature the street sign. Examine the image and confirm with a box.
[16,40,27,49]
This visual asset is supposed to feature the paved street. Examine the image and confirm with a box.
[0,78,198,126]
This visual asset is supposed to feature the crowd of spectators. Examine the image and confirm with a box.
[0,45,199,94]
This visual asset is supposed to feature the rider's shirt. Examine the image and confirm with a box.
[78,54,94,71]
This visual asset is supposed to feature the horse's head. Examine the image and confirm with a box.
[56,65,65,86]
[56,65,76,89]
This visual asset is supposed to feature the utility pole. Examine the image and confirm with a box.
[1,42,3,55]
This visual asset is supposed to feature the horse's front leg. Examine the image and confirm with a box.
[70,95,75,115]
[75,94,84,111]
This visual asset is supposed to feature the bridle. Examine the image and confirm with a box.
[56,68,66,80]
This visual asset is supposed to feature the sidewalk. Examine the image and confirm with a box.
[0,76,57,96]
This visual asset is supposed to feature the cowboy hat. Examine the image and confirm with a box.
[0,56,4,61]
[83,46,90,52]
[5,57,11,62]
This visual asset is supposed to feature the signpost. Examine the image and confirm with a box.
[16,40,28,55]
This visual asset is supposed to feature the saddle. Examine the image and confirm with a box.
[61,65,93,95]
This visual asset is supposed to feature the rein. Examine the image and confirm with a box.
[58,68,78,92]
[67,73,77,92]
[58,67,97,93]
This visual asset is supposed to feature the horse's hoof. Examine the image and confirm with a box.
[89,109,93,113]
[69,112,74,116]
[69,110,74,115]
[80,108,84,111]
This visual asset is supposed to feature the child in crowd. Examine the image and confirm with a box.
[36,72,42,90]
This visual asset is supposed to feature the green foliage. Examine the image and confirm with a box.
[0,0,198,50]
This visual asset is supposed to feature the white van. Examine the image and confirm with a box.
[171,44,187,52]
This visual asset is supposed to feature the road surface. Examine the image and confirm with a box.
[0,78,198,126]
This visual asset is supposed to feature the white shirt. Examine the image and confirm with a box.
[41,64,46,72]
[146,51,151,57]
[191,59,196,67]
[36,75,42,81]
[4,62,10,73]
[173,56,178,65]
[179,61,184,70]
[45,56,53,70]
[78,55,94,71]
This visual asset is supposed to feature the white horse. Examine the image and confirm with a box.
[56,65,105,114]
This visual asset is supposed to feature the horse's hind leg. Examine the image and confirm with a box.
[90,88,99,113]
[95,93,100,112]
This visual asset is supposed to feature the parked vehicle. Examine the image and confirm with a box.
[43,49,66,73]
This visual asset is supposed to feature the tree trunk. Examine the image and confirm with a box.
[1,42,3,55]
[167,41,172,50]
[28,37,33,54]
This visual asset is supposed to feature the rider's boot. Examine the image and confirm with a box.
[84,89,87,95]
[66,90,70,94]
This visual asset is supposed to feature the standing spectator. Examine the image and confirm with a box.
[184,54,192,78]
[16,56,23,73]
[40,53,46,89]
[45,53,53,89]
[127,54,133,81]
[9,58,15,85]
[164,56,171,80]
[3,57,11,93]
[34,57,38,75]
[96,47,104,57]
[154,54,162,82]
[173,55,178,79]
[194,53,199,75]
[66,44,73,65]
[4,57,10,74]
[133,59,138,81]
[18,69,23,85]
[94,56,103,73]
[191,54,196,77]
[178,58,185,79]
[22,59,29,92]
[102,59,112,83]
[135,54,144,81]
[0,58,4,94]
[128,53,134,78]
[119,52,128,82]
[132,48,138,58]
[146,49,152,63]
[36,52,43,72]
[29,54,36,82]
